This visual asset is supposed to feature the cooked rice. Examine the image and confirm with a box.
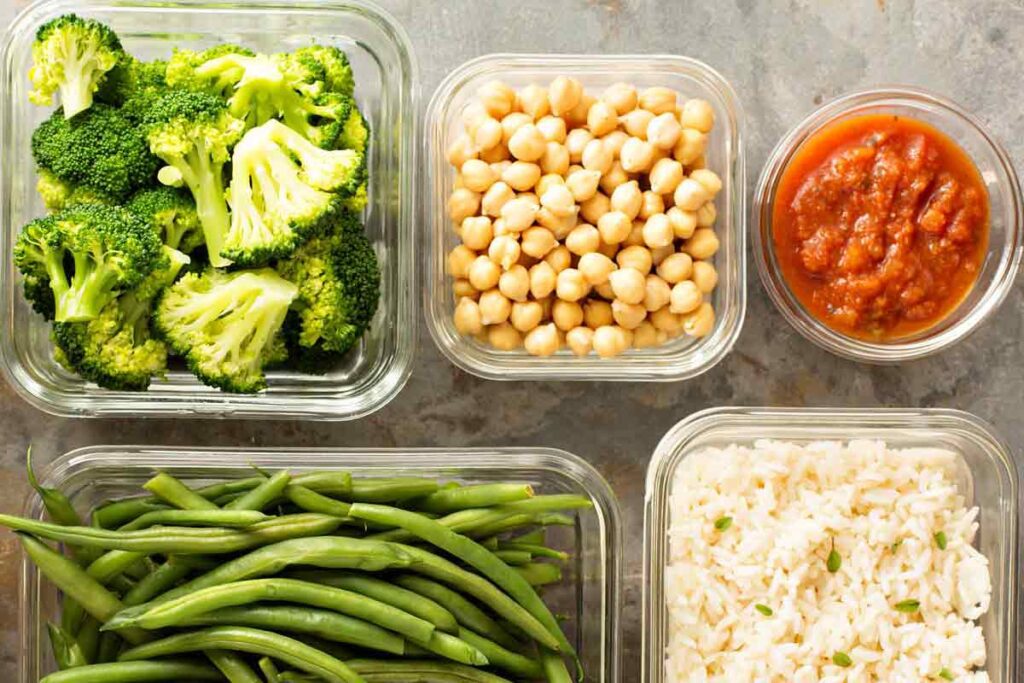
[665,439,992,683]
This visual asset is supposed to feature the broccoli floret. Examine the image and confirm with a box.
[51,246,188,391]
[97,57,168,106]
[223,119,363,265]
[342,181,369,214]
[23,274,55,320]
[13,203,163,322]
[277,209,380,361]
[283,45,354,97]
[31,104,160,201]
[142,90,245,268]
[153,268,298,393]
[29,14,126,118]
[336,103,369,154]
[164,44,255,94]
[36,169,117,213]
[127,187,204,253]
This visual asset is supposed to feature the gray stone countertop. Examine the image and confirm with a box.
[1,0,1022,679]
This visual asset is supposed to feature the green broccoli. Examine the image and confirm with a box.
[127,187,204,253]
[336,103,369,154]
[13,203,163,322]
[277,209,380,366]
[280,45,354,98]
[28,14,126,118]
[222,119,363,265]
[153,268,298,393]
[36,169,117,213]
[342,181,369,214]
[142,90,245,268]
[97,57,168,107]
[164,44,255,94]
[51,246,189,391]
[31,103,160,201]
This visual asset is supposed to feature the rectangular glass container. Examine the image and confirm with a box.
[0,0,417,419]
[643,407,1018,682]
[424,54,746,381]
[19,445,622,682]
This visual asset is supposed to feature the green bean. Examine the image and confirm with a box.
[122,558,193,606]
[394,575,519,650]
[292,571,458,633]
[541,649,573,683]
[417,484,534,514]
[415,630,488,666]
[61,598,86,635]
[290,471,353,496]
[535,513,574,527]
[0,512,342,553]
[285,485,352,517]
[76,616,101,664]
[106,578,437,645]
[95,632,123,663]
[121,557,153,581]
[87,551,153,585]
[512,528,546,545]
[259,656,281,683]
[214,491,246,506]
[39,660,223,682]
[182,605,405,655]
[27,449,103,567]
[458,628,543,678]
[479,536,499,550]
[91,500,170,530]
[142,472,218,511]
[48,622,88,669]
[119,626,363,683]
[350,477,440,503]
[279,674,318,683]
[226,470,291,511]
[347,659,512,683]
[108,574,136,595]
[350,505,575,664]
[208,650,263,683]
[493,550,532,565]
[119,509,269,531]
[515,562,563,586]
[500,542,568,562]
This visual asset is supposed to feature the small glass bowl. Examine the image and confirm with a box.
[424,53,746,381]
[753,86,1023,363]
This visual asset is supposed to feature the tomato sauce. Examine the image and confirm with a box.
[772,114,989,340]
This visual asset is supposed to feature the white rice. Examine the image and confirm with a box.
[664,439,992,683]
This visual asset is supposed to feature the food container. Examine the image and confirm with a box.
[19,445,623,682]
[0,0,418,419]
[424,54,746,381]
[753,87,1023,363]
[642,406,1018,683]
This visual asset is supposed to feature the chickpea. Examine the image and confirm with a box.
[689,168,723,197]
[597,240,619,259]
[696,201,717,228]
[650,243,675,266]
[673,178,710,211]
[461,159,496,193]
[610,180,643,220]
[597,210,632,244]
[500,112,532,147]
[536,207,578,239]
[680,98,714,133]
[632,320,659,348]
[578,252,617,285]
[538,185,574,219]
[564,93,595,129]
[670,280,702,314]
[657,252,694,284]
[453,278,478,300]
[510,301,544,332]
[582,138,613,175]
[447,134,477,168]
[583,299,613,328]
[592,325,631,358]
[479,143,510,164]
[649,158,684,195]
[478,80,515,119]
[556,268,588,302]
[490,160,512,178]
[460,216,493,250]
[617,245,653,274]
[642,213,674,248]
[524,323,560,356]
[478,288,512,325]
[601,82,638,115]
[488,234,521,269]
[473,117,503,151]
[518,84,550,120]
[501,162,541,192]
[549,76,583,116]
[598,161,631,196]
[621,109,655,139]
[552,299,584,331]
[667,206,698,239]
[448,188,481,223]
[613,299,647,329]
[674,128,707,165]
[469,255,502,290]
[594,281,616,300]
[500,197,539,232]
[650,306,683,334]
[448,245,476,279]
[692,261,718,293]
[533,173,561,197]
[461,101,489,134]
[602,130,629,159]
[609,267,646,304]
[530,116,563,145]
[689,155,707,170]
[481,181,514,217]
[647,112,682,150]
[498,264,530,302]
[639,86,677,115]
[537,295,554,320]
[620,137,655,173]
[453,173,466,191]
[684,228,720,260]
[508,124,546,162]
[623,221,645,248]
[566,326,595,356]
[587,100,618,137]
[639,191,665,220]
[544,245,572,273]
[454,297,483,335]
[488,322,523,350]
[579,192,611,224]
[520,226,558,259]
[650,144,671,165]
[493,217,512,237]
[566,224,601,255]
[566,169,602,202]
[683,302,715,337]
[644,274,672,311]
[565,128,594,164]
[540,142,570,176]
[529,261,557,298]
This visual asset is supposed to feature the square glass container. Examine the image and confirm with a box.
[643,406,1018,682]
[0,0,418,419]
[424,54,746,381]
[19,445,622,682]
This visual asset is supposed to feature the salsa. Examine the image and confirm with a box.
[772,114,989,340]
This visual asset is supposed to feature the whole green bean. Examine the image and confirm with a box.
[108,574,136,595]
[500,542,568,562]
[347,659,512,683]
[285,485,352,517]
[350,477,440,503]
[92,478,266,528]
[27,449,102,568]
[95,632,123,663]
[75,616,101,664]
[119,509,269,531]
[515,562,563,586]
[394,576,519,650]
[208,649,263,683]
[119,626,363,683]
[279,674,318,683]
[87,551,154,585]
[457,628,544,678]
[60,598,86,636]
[142,472,218,511]
[415,631,488,666]
[541,649,573,683]
[106,578,437,645]
[291,571,458,633]
[48,622,88,669]
[39,660,223,683]
[122,558,192,607]
[226,470,290,511]
[512,528,545,545]
[290,471,353,496]
[416,484,534,513]
[493,550,532,566]
[259,656,281,683]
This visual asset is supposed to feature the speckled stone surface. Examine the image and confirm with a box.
[2,0,1022,679]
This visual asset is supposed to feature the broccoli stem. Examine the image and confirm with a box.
[175,141,231,268]
[60,42,102,119]
[57,253,119,321]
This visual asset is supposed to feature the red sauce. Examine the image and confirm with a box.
[772,114,989,340]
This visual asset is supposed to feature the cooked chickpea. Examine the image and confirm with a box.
[535,173,563,198]
[640,191,665,220]
[565,224,601,255]
[632,320,659,348]
[564,93,595,129]
[488,322,522,350]
[480,181,514,218]
[683,301,715,337]
[612,300,647,329]
[582,138,613,175]
[552,299,584,331]
[593,281,616,300]
[670,280,702,314]
[643,274,672,311]
[689,168,723,197]
[647,112,682,150]
[673,128,707,165]
[549,76,583,116]
[578,252,617,285]
[639,86,677,115]
[478,80,515,119]
[601,82,638,115]
[542,245,570,273]
[597,240,619,259]
[642,213,674,248]
[460,216,493,250]
[619,137,655,173]
[529,261,557,298]
[680,98,714,133]
[610,180,643,219]
[500,112,532,146]
[696,202,717,228]
[488,234,521,270]
[580,192,611,224]
[520,227,558,259]
[650,307,683,333]
[587,100,618,137]
[498,265,530,302]
[608,267,646,304]
[565,128,594,164]
[566,169,602,202]
[453,173,466,191]
[597,210,632,244]
[518,84,550,120]
[448,188,481,223]
[501,162,541,192]
[623,221,645,248]
[657,252,694,284]
[536,207,577,239]
[454,297,483,335]
[538,186,573,220]
[510,301,544,332]
[448,245,476,279]
[508,124,546,162]
[461,101,489,134]
[598,161,630,196]
[582,299,613,328]
[566,326,594,356]
[453,278,478,300]
[592,325,631,358]
[524,323,559,356]
[692,261,718,293]
[473,117,503,151]
[540,142,570,176]
[490,160,512,178]
[684,228,720,260]
[479,143,510,164]
[689,155,706,170]
[649,158,684,195]
[500,196,539,232]
[556,268,588,302]
[667,206,698,239]
[469,255,502,290]
[616,245,653,275]
[478,289,512,325]
[650,243,674,266]
[602,130,629,158]
[461,159,496,193]
[534,116,566,144]
[673,178,710,211]
[537,295,554,320]
[621,109,655,139]
[447,134,477,167]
